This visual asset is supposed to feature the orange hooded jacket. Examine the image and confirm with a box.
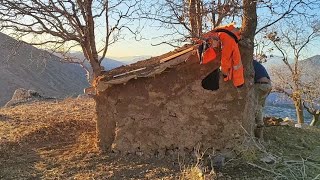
[218,24,244,87]
[201,24,244,88]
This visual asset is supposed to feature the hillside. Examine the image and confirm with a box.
[299,55,320,76]
[266,55,320,104]
[264,55,319,122]
[300,55,320,66]
[263,55,320,73]
[1,98,320,179]
[0,32,89,106]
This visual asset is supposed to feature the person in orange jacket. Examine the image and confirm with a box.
[218,24,244,88]
[200,23,244,88]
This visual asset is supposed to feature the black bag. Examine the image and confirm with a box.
[201,69,220,91]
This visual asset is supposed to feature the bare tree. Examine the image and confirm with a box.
[253,0,320,63]
[303,94,320,127]
[302,59,320,126]
[267,19,320,124]
[135,0,319,49]
[253,34,273,62]
[138,0,241,46]
[256,0,320,35]
[0,0,141,80]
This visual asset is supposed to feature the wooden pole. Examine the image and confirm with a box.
[113,67,146,78]
[159,47,194,63]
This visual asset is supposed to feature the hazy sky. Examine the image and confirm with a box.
[105,31,320,59]
[103,1,320,59]
[3,0,319,60]
[103,38,174,58]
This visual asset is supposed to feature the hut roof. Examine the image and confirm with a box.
[94,44,197,89]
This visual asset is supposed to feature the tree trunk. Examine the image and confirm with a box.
[294,97,304,124]
[189,0,199,38]
[196,0,202,37]
[239,0,257,135]
[91,61,102,79]
[80,43,102,81]
[241,0,257,78]
[85,1,101,78]
[310,113,319,127]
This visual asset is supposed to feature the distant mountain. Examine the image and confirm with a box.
[266,92,293,106]
[102,58,127,70]
[263,55,320,72]
[0,32,89,106]
[262,55,292,71]
[266,55,320,105]
[68,52,126,71]
[266,55,320,80]
[108,55,152,65]
[299,55,320,72]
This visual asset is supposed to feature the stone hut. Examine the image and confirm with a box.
[93,45,254,155]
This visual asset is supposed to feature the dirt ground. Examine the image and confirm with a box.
[1,98,320,179]
[0,98,181,179]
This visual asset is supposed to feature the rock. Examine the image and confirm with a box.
[220,150,236,159]
[77,94,93,99]
[11,88,33,100]
[280,117,295,126]
[28,89,41,97]
[264,117,283,126]
[5,88,53,107]
[260,154,276,164]
[0,114,9,121]
[280,121,288,126]
[294,123,309,129]
[210,154,225,170]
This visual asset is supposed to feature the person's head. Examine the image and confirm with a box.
[219,22,241,40]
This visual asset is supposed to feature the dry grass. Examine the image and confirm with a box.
[0,98,179,179]
[1,98,320,179]
[180,166,204,180]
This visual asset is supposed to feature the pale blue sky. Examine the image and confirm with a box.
[101,36,175,59]
[104,2,320,59]
[4,0,319,60]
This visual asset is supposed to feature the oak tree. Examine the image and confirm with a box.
[0,0,141,80]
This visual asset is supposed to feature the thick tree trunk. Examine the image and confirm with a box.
[241,1,257,75]
[310,114,319,126]
[91,62,102,79]
[240,0,257,135]
[189,0,198,38]
[80,43,102,81]
[294,97,304,124]
[196,0,202,36]
[86,1,101,78]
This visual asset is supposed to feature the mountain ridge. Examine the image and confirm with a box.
[0,32,89,106]
[68,52,127,70]
[265,55,319,120]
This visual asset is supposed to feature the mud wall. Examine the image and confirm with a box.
[95,54,252,155]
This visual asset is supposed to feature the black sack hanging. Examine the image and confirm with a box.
[201,68,220,91]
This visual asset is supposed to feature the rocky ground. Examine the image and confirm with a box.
[1,98,320,179]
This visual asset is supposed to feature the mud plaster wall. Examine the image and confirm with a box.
[96,54,251,155]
